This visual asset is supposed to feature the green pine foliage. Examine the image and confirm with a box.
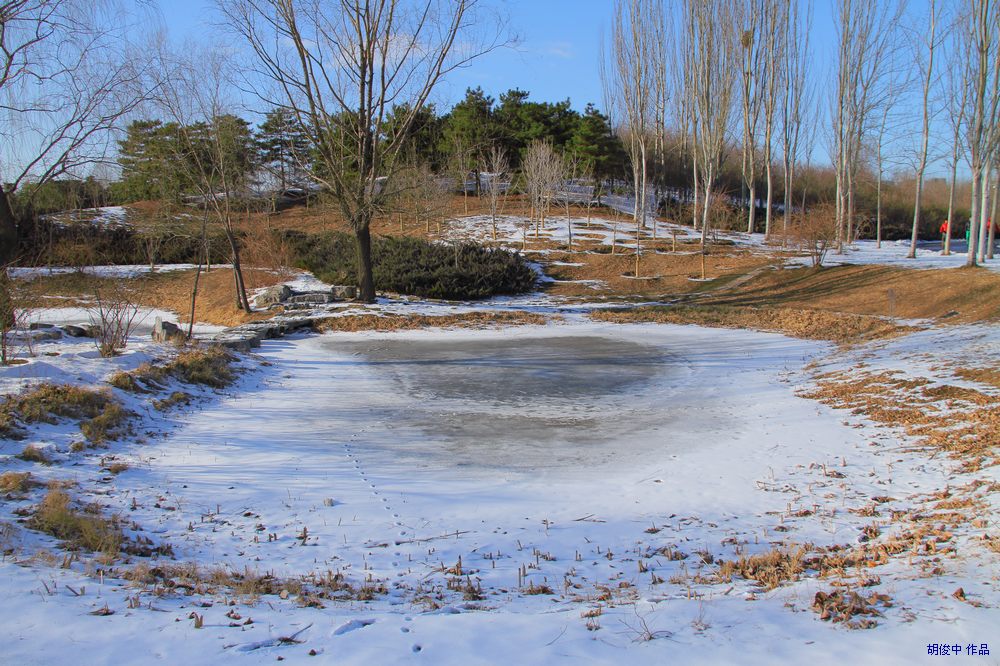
[282,231,536,300]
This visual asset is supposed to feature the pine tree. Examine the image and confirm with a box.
[257,108,312,192]
[569,104,626,181]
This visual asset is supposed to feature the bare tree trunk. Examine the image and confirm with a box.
[764,159,774,238]
[968,175,981,267]
[876,165,884,248]
[907,0,938,260]
[691,147,699,227]
[978,170,992,262]
[0,191,18,265]
[944,149,959,255]
[761,0,785,239]
[355,222,376,302]
[963,0,1000,268]
[187,213,209,340]
[989,168,999,259]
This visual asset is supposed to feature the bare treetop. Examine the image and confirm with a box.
[218,0,508,301]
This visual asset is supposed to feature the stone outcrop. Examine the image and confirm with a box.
[256,284,292,307]
[62,324,99,338]
[212,316,314,351]
[254,284,357,309]
[152,317,185,343]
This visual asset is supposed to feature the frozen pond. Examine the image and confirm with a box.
[332,335,671,403]
[328,335,677,470]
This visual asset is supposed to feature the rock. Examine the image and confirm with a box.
[28,322,55,330]
[331,285,357,300]
[286,292,334,305]
[256,284,292,306]
[29,329,62,341]
[152,317,185,343]
[212,331,261,352]
[62,324,98,338]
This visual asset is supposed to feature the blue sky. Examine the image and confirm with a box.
[156,1,956,176]
[160,0,846,115]
[161,0,618,111]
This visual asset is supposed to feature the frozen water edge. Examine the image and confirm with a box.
[3,319,996,664]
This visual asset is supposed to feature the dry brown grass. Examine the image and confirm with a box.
[153,391,192,411]
[314,310,549,333]
[14,266,282,328]
[17,444,51,464]
[953,366,1000,390]
[0,406,20,439]
[813,589,892,629]
[1,384,130,445]
[801,370,1000,466]
[116,346,237,392]
[703,264,1000,323]
[0,471,33,493]
[141,268,283,327]
[8,383,111,424]
[11,271,113,309]
[103,461,129,475]
[29,486,123,556]
[591,305,909,345]
[79,402,130,444]
[715,545,808,590]
[537,246,774,299]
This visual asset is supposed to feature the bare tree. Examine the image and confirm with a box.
[831,0,904,250]
[219,0,504,302]
[447,134,475,215]
[988,160,999,258]
[674,21,699,229]
[780,0,810,239]
[481,145,510,241]
[686,0,738,249]
[759,0,787,238]
[962,0,1000,267]
[871,44,908,249]
[737,0,764,234]
[561,152,580,251]
[873,90,894,248]
[0,0,153,263]
[942,22,972,256]
[603,0,659,275]
[650,3,671,239]
[522,139,562,240]
[391,161,445,233]
[907,0,943,259]
[157,47,255,312]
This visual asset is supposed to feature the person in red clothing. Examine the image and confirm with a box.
[940,219,949,244]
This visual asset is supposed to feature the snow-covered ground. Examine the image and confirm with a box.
[804,238,1000,272]
[1,307,997,664]
[1,215,999,663]
[8,264,205,281]
[40,206,131,229]
[442,211,1000,276]
[443,214,693,253]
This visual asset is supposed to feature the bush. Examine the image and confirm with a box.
[282,231,536,300]
[788,206,838,267]
[90,281,143,357]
